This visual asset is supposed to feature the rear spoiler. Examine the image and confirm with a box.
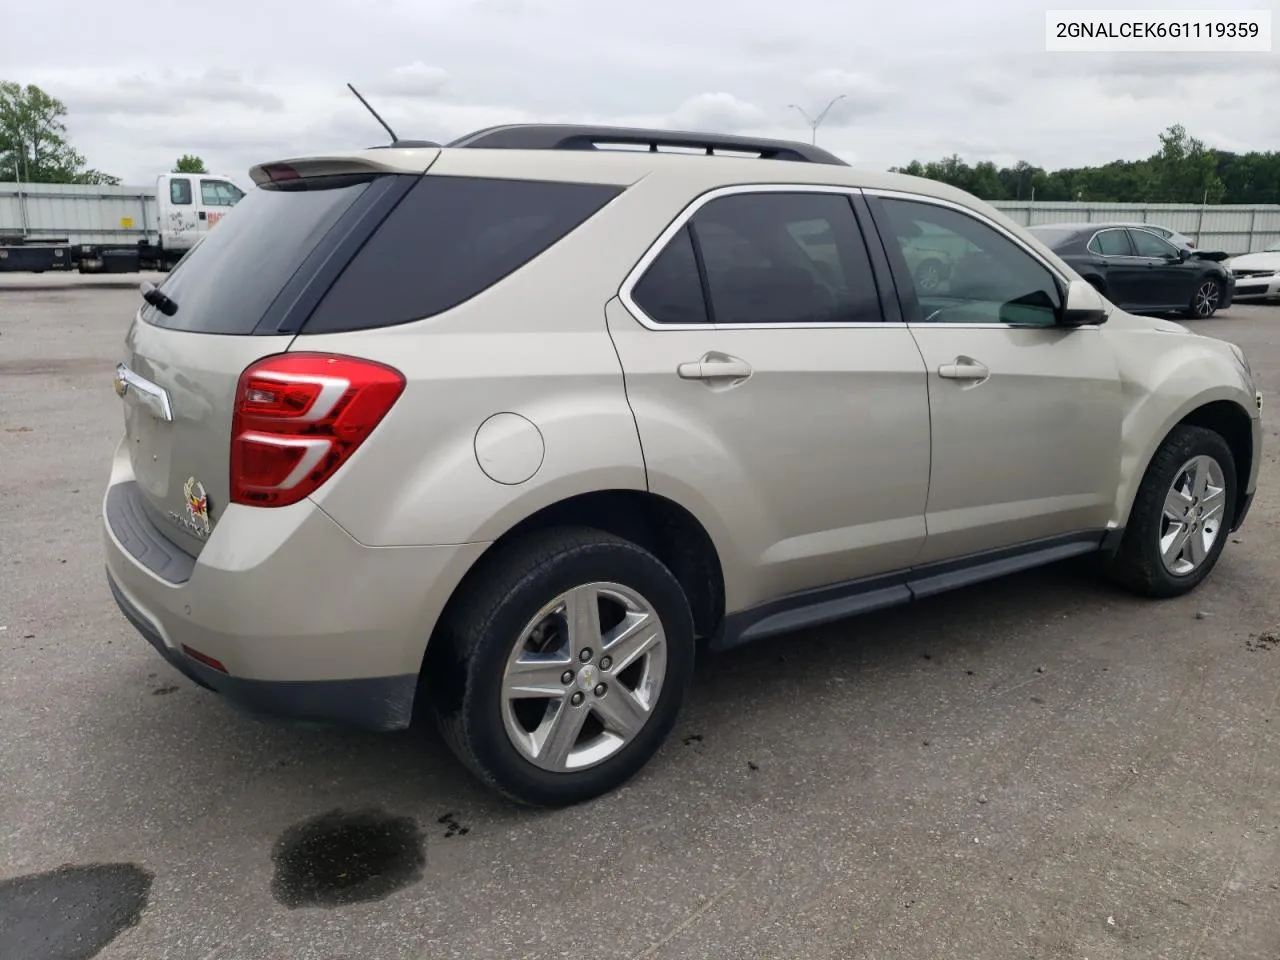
[248,149,439,186]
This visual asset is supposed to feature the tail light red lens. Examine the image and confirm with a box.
[230,353,405,507]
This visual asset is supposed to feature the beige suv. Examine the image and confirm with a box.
[102,124,1262,807]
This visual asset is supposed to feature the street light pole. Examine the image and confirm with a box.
[788,94,846,145]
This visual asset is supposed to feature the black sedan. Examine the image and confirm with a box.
[1026,222,1234,319]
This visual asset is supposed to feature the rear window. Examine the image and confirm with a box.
[142,175,374,334]
[301,176,623,334]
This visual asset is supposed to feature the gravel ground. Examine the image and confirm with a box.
[2,288,1279,960]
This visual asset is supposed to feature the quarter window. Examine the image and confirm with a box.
[877,198,1062,327]
[631,191,882,326]
[1129,229,1177,258]
[1088,229,1133,256]
[170,178,192,205]
[630,225,708,324]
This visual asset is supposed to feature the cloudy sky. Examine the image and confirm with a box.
[5,0,1278,185]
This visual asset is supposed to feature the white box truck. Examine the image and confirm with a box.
[0,172,245,273]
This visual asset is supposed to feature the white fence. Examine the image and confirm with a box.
[989,202,1280,255]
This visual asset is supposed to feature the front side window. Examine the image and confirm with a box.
[1089,229,1133,257]
[1129,229,1178,259]
[877,198,1062,327]
[170,178,192,205]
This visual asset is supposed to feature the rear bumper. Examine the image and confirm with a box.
[101,441,489,730]
[106,569,417,730]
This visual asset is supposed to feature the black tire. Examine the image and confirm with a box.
[1188,276,1222,318]
[430,527,695,807]
[1104,424,1237,598]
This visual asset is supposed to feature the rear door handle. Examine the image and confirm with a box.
[937,356,989,382]
[677,354,753,381]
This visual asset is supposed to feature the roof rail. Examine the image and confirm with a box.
[365,139,442,150]
[445,123,849,166]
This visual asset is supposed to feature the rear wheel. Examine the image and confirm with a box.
[431,527,695,807]
[1104,425,1236,598]
[1189,277,1222,318]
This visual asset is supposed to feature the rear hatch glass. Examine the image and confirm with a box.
[120,174,385,555]
[143,174,375,335]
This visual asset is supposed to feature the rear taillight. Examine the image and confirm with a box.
[230,353,405,507]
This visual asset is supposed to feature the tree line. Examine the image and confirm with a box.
[890,125,1280,205]
[1,81,207,185]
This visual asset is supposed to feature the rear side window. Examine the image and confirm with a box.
[142,175,374,334]
[170,178,192,205]
[631,191,882,326]
[302,176,623,334]
[630,225,708,324]
[1089,229,1132,256]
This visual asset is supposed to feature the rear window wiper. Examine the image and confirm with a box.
[140,281,179,317]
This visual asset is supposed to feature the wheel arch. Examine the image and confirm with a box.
[1119,396,1255,534]
[420,488,727,693]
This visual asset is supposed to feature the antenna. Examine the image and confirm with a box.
[346,82,399,143]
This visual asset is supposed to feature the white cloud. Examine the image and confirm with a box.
[2,0,1275,184]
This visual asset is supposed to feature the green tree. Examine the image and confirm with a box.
[0,81,119,184]
[173,154,207,174]
[889,124,1278,204]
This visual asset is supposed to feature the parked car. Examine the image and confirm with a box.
[103,125,1262,807]
[1229,242,1280,302]
[1026,222,1233,318]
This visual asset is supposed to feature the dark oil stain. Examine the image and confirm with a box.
[151,685,179,696]
[681,734,704,746]
[1245,632,1280,652]
[1030,695,1046,704]
[436,812,470,838]
[271,808,425,909]
[747,760,760,772]
[0,863,152,960]
[921,653,932,660]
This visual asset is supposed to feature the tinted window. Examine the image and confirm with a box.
[689,192,881,325]
[631,225,708,324]
[304,176,622,334]
[1129,229,1177,258]
[170,178,192,205]
[200,179,244,207]
[1089,229,1132,256]
[142,175,374,334]
[878,198,1062,327]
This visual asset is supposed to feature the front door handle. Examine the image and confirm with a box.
[677,354,753,381]
[937,356,989,381]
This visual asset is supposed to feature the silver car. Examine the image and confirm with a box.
[103,125,1262,806]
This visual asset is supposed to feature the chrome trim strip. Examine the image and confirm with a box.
[114,362,173,422]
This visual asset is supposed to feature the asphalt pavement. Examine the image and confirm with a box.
[2,287,1279,960]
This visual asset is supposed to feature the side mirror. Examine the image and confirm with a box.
[1177,247,1191,261]
[1059,278,1108,327]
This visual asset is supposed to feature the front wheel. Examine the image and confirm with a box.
[1189,277,1222,318]
[431,527,695,807]
[1104,425,1236,598]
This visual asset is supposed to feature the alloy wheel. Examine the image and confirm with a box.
[1159,454,1227,576]
[1194,280,1220,317]
[500,582,667,772]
